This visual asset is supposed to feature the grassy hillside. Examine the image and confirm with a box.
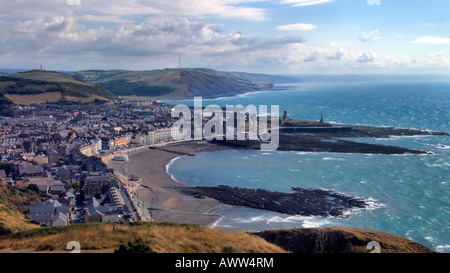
[0,222,286,253]
[0,183,40,235]
[253,227,434,253]
[73,68,278,99]
[0,70,114,106]
[0,220,434,253]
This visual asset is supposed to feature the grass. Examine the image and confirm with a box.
[0,222,287,253]
[13,70,91,86]
[73,69,271,99]
[328,227,433,253]
[0,70,114,103]
[0,204,39,234]
[5,92,62,105]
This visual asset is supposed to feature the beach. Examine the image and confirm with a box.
[107,141,234,226]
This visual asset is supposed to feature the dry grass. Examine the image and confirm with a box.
[0,204,39,233]
[329,227,434,253]
[64,94,109,103]
[4,92,62,105]
[0,222,287,253]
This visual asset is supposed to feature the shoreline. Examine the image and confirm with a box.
[104,125,449,227]
[107,141,237,226]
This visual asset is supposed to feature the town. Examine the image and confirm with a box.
[0,98,182,227]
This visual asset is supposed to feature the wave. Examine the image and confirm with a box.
[208,216,224,228]
[436,245,450,253]
[322,157,345,161]
[302,218,333,228]
[165,156,184,183]
[341,197,385,218]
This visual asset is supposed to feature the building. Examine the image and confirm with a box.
[82,174,113,200]
[33,154,48,165]
[47,149,59,165]
[0,170,7,183]
[57,165,81,179]
[13,109,34,118]
[113,136,129,149]
[101,138,114,150]
[26,177,65,195]
[84,197,104,223]
[18,164,45,177]
[28,199,69,227]
[84,197,124,223]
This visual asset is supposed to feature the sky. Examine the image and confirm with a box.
[0,0,450,74]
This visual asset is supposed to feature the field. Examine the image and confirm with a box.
[0,70,114,105]
[4,92,62,105]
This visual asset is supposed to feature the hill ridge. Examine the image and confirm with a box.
[0,70,114,109]
[73,68,286,99]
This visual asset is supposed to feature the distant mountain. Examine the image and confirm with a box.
[0,70,114,108]
[0,68,30,75]
[73,68,297,99]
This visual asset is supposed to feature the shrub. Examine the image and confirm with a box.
[114,239,157,254]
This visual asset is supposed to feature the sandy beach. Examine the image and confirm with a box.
[108,141,234,226]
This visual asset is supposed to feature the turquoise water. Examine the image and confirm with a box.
[164,75,450,252]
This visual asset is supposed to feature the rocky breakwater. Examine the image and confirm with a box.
[179,185,369,217]
[250,124,450,155]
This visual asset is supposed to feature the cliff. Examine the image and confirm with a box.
[252,227,434,253]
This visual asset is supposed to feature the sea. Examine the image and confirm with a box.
[162,75,450,252]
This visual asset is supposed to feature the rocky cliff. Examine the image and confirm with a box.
[252,227,434,253]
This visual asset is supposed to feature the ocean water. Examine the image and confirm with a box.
[164,75,450,252]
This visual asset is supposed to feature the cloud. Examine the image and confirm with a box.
[43,16,72,32]
[281,0,332,7]
[0,16,306,71]
[276,23,317,31]
[357,51,375,63]
[0,0,268,21]
[413,36,450,45]
[325,48,345,60]
[360,30,379,42]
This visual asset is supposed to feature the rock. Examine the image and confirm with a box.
[252,227,434,253]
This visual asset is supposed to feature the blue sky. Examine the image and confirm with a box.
[0,0,449,74]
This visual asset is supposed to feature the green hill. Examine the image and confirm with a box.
[73,68,282,99]
[0,70,114,109]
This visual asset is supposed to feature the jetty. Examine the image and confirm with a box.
[149,146,195,156]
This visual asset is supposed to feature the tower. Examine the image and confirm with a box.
[320,112,324,123]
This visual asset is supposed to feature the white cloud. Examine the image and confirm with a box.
[277,23,317,31]
[325,48,345,60]
[281,0,332,7]
[0,16,306,71]
[357,51,376,63]
[0,0,268,21]
[413,36,450,45]
[360,30,380,42]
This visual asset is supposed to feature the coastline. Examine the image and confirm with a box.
[107,141,236,226]
[104,126,448,226]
